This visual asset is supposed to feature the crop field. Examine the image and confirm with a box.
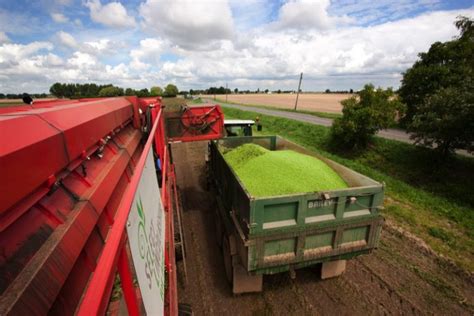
[205,93,352,113]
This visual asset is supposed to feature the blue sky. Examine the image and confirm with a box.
[0,0,473,93]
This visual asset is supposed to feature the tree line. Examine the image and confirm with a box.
[0,93,49,99]
[331,16,473,157]
[49,83,179,98]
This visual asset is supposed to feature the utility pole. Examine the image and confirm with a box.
[226,82,228,102]
[294,72,303,111]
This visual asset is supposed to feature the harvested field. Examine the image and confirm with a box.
[203,93,352,113]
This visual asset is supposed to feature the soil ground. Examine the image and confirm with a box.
[173,141,474,316]
[203,93,351,113]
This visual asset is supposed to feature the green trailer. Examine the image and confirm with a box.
[209,135,384,293]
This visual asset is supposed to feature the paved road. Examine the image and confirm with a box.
[207,99,412,143]
[207,99,471,156]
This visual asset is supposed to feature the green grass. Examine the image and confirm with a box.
[223,144,347,197]
[223,106,474,272]
[212,97,342,120]
[0,102,23,107]
[190,97,204,104]
[162,97,203,110]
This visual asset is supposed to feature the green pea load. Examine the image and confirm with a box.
[223,143,348,197]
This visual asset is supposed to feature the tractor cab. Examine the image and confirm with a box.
[224,119,255,137]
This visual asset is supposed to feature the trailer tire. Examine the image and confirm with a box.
[214,212,223,248]
[222,236,233,284]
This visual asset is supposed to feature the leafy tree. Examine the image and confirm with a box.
[399,16,474,124]
[234,88,238,93]
[50,82,64,97]
[150,86,163,96]
[409,87,473,156]
[399,16,474,155]
[125,88,136,96]
[325,89,331,93]
[98,86,123,97]
[331,84,404,149]
[137,88,150,97]
[163,84,178,97]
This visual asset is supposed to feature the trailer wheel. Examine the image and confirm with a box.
[222,236,233,284]
[214,212,223,248]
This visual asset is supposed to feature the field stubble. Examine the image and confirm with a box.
[202,93,351,113]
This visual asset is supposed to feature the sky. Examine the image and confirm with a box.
[0,0,473,93]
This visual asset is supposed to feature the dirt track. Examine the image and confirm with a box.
[173,141,474,315]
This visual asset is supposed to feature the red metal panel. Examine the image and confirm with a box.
[0,121,142,315]
[0,105,33,114]
[166,105,224,142]
[37,99,133,160]
[32,99,81,108]
[0,114,69,216]
[0,200,98,315]
[0,98,135,216]
[117,247,141,316]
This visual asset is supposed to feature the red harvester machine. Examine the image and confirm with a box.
[0,97,224,315]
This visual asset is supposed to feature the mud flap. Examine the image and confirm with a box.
[232,259,263,294]
[321,260,347,279]
[224,234,263,293]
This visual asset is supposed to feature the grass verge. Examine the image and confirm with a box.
[0,102,23,107]
[223,106,474,273]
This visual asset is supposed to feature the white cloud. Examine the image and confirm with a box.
[0,32,9,44]
[55,31,125,57]
[130,38,165,70]
[0,6,473,93]
[84,0,136,28]
[153,9,472,90]
[68,51,98,68]
[56,31,78,49]
[139,0,234,49]
[51,12,69,23]
[274,0,353,30]
[0,42,53,63]
[83,39,121,55]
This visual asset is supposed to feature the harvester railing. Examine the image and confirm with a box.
[77,106,178,315]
